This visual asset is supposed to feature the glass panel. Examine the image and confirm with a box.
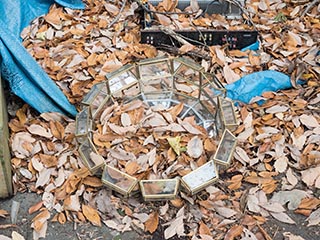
[139,61,171,80]
[108,71,137,94]
[214,129,237,164]
[82,82,106,105]
[141,76,173,93]
[76,107,89,136]
[102,165,137,193]
[79,139,103,169]
[143,91,173,109]
[220,99,237,125]
[173,78,199,96]
[182,160,217,191]
[202,72,225,90]
[141,179,178,196]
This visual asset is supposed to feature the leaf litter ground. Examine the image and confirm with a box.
[1,0,320,239]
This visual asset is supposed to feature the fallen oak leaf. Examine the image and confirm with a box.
[224,225,243,240]
[168,136,181,155]
[297,198,320,210]
[179,44,195,54]
[58,212,66,225]
[199,221,211,235]
[28,201,43,214]
[227,175,243,190]
[270,212,295,224]
[306,208,320,226]
[187,136,203,158]
[11,231,25,240]
[164,207,185,239]
[0,235,11,240]
[283,232,305,240]
[82,205,101,227]
[144,212,159,234]
[27,124,52,138]
[31,209,50,239]
[0,209,8,218]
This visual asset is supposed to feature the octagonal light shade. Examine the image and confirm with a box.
[75,56,238,200]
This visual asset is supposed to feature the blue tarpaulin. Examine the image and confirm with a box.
[0,0,84,116]
[224,70,302,104]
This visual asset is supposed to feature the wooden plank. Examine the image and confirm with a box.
[0,74,12,198]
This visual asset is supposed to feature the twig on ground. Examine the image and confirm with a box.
[108,0,127,28]
[158,25,191,46]
[301,0,320,17]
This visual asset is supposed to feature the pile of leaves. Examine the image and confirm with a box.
[4,0,320,239]
[93,100,217,179]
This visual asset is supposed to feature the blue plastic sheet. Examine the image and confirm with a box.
[225,70,301,104]
[0,0,84,116]
[241,41,260,52]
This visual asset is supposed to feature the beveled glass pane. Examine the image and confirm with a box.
[102,165,137,194]
[108,71,137,94]
[141,179,178,196]
[143,91,173,108]
[91,94,109,117]
[82,82,107,105]
[214,129,237,165]
[141,76,173,93]
[173,78,199,96]
[220,98,237,125]
[79,139,103,170]
[182,160,218,192]
[76,107,89,136]
[139,61,171,80]
[202,72,225,91]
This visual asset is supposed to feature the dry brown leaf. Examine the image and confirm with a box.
[300,114,319,128]
[39,154,58,168]
[104,3,119,15]
[143,45,158,58]
[44,6,62,26]
[83,176,103,187]
[145,212,159,233]
[16,106,27,125]
[283,232,305,240]
[223,64,240,84]
[224,225,243,240]
[11,231,25,240]
[155,14,171,26]
[170,198,184,208]
[58,212,66,225]
[82,205,101,227]
[27,124,52,138]
[204,138,216,152]
[270,212,295,224]
[227,175,243,190]
[186,136,203,158]
[179,44,195,54]
[28,201,43,214]
[125,161,141,175]
[0,209,8,218]
[32,209,50,237]
[297,198,320,210]
[49,121,65,140]
[64,195,81,212]
[199,221,211,235]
